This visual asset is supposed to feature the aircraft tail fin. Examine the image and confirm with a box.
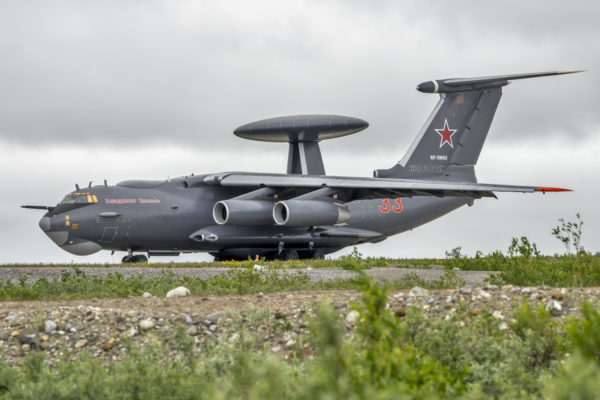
[374,71,582,182]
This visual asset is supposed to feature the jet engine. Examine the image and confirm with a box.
[212,200,274,226]
[272,200,350,226]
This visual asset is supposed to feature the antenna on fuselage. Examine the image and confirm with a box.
[233,115,368,176]
[104,179,107,186]
[88,181,94,187]
[75,183,80,191]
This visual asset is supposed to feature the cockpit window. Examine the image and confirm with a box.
[60,192,98,204]
[60,195,77,204]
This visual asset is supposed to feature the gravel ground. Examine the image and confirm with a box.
[0,265,531,367]
[0,285,595,366]
[0,266,495,286]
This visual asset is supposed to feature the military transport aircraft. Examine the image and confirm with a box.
[23,71,579,262]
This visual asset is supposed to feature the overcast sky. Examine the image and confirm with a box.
[1,0,598,263]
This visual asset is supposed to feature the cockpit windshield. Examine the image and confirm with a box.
[60,192,98,205]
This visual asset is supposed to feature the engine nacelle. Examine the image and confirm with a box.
[273,200,350,226]
[213,200,274,226]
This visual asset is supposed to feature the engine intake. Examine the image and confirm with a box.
[273,200,350,226]
[213,200,274,226]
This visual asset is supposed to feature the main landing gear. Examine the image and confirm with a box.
[281,250,299,261]
[309,250,325,260]
[212,248,326,262]
[279,249,325,261]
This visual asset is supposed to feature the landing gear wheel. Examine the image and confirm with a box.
[122,254,148,263]
[131,254,148,263]
[309,250,325,260]
[282,250,299,261]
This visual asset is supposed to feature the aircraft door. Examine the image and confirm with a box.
[100,226,116,243]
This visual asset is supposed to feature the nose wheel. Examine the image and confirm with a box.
[121,254,148,263]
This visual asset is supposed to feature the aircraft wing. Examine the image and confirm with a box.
[203,172,570,200]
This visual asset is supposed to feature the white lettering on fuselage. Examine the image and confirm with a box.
[105,199,137,204]
[104,198,161,204]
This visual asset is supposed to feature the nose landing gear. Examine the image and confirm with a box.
[121,250,148,263]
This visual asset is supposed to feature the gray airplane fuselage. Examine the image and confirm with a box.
[31,71,578,260]
[39,175,468,259]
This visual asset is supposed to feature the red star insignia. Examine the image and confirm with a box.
[434,118,457,148]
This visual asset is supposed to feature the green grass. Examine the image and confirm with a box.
[3,239,600,291]
[0,256,395,269]
[0,268,462,301]
[2,276,600,399]
[402,252,600,287]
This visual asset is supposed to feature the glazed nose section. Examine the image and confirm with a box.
[39,216,69,246]
[39,217,51,232]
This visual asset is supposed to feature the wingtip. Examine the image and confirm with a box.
[557,70,586,75]
[535,187,573,193]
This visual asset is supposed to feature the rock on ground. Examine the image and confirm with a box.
[346,310,360,324]
[139,318,155,331]
[43,320,57,334]
[166,286,190,298]
[409,286,429,297]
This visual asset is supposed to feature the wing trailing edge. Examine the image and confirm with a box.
[203,172,571,201]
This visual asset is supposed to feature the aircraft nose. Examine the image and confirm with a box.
[39,216,69,246]
[39,217,51,232]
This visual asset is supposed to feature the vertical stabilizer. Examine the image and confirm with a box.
[374,71,582,182]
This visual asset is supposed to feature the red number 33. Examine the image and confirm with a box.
[379,198,403,213]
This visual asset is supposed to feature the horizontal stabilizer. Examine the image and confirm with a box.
[417,70,583,93]
[444,71,583,86]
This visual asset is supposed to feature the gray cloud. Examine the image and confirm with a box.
[0,0,597,151]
